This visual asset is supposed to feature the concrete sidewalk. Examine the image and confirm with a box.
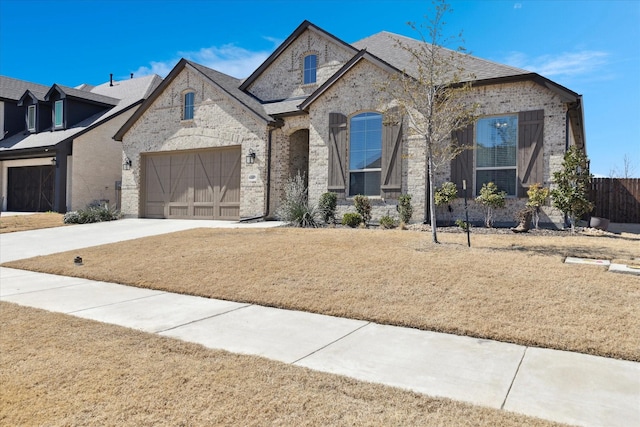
[1,219,639,427]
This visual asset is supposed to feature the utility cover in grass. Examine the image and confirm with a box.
[609,263,640,275]
[564,257,611,266]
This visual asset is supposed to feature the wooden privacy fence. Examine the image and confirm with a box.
[589,178,640,223]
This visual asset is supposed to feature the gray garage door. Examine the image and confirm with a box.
[143,147,241,220]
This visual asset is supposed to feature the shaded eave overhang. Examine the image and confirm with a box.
[238,20,359,92]
[114,59,273,141]
[299,49,404,111]
[0,145,59,160]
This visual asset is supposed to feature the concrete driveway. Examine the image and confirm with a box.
[0,218,284,263]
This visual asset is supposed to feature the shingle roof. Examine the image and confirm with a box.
[187,61,272,122]
[0,74,161,154]
[352,31,530,83]
[49,84,120,106]
[263,97,308,116]
[0,76,49,101]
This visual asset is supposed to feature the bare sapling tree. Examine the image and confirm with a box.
[380,0,478,243]
[609,153,638,179]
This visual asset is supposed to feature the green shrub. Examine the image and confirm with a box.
[379,215,397,229]
[455,218,469,231]
[550,146,593,232]
[475,182,506,228]
[276,172,319,228]
[526,183,550,229]
[397,194,413,224]
[318,192,338,224]
[63,204,121,224]
[434,181,458,206]
[435,182,457,226]
[353,195,372,225]
[342,212,363,228]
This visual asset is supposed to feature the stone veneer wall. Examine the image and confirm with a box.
[448,80,569,227]
[246,28,355,102]
[301,59,570,227]
[120,65,269,219]
[304,60,416,221]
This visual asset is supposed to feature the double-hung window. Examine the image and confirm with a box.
[54,100,63,128]
[475,115,518,196]
[349,112,382,196]
[303,54,317,84]
[183,91,195,120]
[27,105,36,132]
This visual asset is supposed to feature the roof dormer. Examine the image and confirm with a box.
[17,90,51,133]
[44,84,118,129]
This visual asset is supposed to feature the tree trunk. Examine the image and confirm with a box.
[427,142,439,243]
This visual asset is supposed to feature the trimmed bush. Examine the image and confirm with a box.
[353,195,372,225]
[475,182,506,228]
[379,215,397,229]
[397,194,413,224]
[341,212,363,228]
[318,192,338,224]
[434,182,457,206]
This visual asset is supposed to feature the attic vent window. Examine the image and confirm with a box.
[183,91,195,120]
[303,54,317,84]
[54,100,64,128]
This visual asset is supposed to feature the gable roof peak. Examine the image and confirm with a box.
[239,20,358,91]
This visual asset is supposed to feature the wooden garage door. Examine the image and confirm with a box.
[143,148,241,220]
[7,165,55,212]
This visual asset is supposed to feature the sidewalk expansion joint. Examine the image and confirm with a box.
[501,346,527,410]
[68,291,169,314]
[290,322,371,365]
[154,303,253,334]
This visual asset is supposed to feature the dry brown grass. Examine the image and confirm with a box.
[5,227,640,361]
[0,213,67,233]
[0,302,565,426]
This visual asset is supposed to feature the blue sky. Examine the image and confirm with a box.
[1,0,638,177]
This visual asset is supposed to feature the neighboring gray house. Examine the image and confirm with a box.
[0,74,161,212]
[115,21,585,226]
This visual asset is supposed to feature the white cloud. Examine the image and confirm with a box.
[514,3,522,9]
[505,50,609,77]
[132,43,276,79]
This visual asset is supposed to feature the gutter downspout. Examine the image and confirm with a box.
[264,126,274,218]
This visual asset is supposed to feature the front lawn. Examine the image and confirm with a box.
[0,302,565,426]
[5,227,638,361]
[0,213,67,233]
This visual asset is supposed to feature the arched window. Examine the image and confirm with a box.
[183,91,195,120]
[349,112,382,196]
[303,54,317,84]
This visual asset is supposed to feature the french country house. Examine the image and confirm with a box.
[0,74,161,213]
[114,20,585,226]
